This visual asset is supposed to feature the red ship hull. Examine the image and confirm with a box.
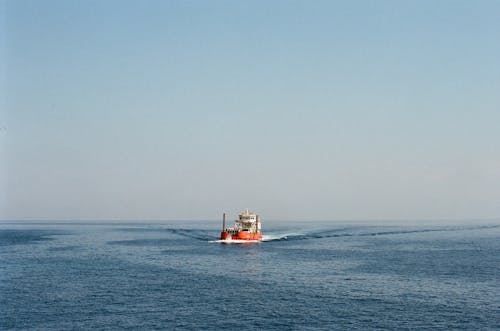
[220,231,262,241]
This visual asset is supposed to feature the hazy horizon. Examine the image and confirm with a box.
[1,213,499,226]
[1,1,500,221]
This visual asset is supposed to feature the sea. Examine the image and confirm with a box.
[1,220,499,330]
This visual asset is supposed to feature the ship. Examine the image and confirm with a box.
[220,209,263,242]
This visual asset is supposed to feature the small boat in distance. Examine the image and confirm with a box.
[220,209,263,242]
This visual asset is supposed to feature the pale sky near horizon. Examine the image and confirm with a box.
[1,0,500,221]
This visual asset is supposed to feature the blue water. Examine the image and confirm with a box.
[1,220,499,330]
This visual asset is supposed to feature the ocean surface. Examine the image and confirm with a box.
[1,220,499,330]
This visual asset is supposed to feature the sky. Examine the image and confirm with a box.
[1,0,500,221]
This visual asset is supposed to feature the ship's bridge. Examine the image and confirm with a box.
[239,210,257,223]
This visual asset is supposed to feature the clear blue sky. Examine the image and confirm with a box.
[1,0,499,221]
